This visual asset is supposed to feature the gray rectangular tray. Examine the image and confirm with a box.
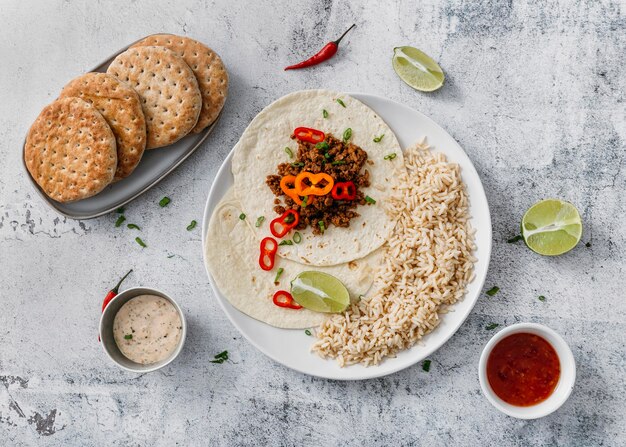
[22,34,220,219]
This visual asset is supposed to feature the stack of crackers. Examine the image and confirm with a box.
[24,34,228,203]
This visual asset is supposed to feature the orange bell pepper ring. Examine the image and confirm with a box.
[280,175,316,206]
[294,172,334,196]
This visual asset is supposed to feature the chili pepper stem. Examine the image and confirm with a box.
[112,269,133,294]
[333,24,356,45]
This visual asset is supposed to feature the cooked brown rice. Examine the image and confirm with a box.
[311,139,476,367]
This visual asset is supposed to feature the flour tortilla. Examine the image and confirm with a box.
[231,90,405,267]
[205,188,383,329]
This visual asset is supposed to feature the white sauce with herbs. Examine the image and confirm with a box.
[113,295,182,365]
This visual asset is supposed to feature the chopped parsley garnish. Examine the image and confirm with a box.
[124,334,133,340]
[301,196,308,208]
[284,147,293,158]
[255,216,265,227]
[293,232,302,244]
[585,242,591,248]
[127,223,140,230]
[422,359,431,372]
[324,152,331,159]
[284,214,295,224]
[485,323,499,331]
[486,286,499,296]
[115,215,126,227]
[323,109,329,118]
[116,207,125,214]
[187,220,197,231]
[365,196,376,204]
[135,237,147,248]
[159,196,171,207]
[305,329,312,336]
[383,153,397,160]
[373,134,385,143]
[279,240,293,246]
[292,162,305,167]
[343,128,352,141]
[167,254,175,258]
[331,160,346,165]
[336,98,346,108]
[274,268,284,284]
[507,235,523,243]
[210,350,229,364]
[538,295,546,302]
[318,221,326,234]
[239,213,246,220]
[316,142,330,151]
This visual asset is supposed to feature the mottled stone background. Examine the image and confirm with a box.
[1,0,624,445]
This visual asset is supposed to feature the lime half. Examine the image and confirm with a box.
[522,199,582,256]
[290,271,350,313]
[392,46,445,92]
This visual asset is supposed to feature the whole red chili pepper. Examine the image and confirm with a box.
[101,269,133,312]
[259,237,278,271]
[331,181,357,200]
[272,290,303,309]
[293,127,325,144]
[270,209,300,238]
[284,24,356,70]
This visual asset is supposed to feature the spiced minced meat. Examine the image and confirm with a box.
[266,133,372,234]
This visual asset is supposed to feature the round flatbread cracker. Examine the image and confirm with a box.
[132,34,228,133]
[106,46,202,149]
[24,97,117,203]
[60,72,146,180]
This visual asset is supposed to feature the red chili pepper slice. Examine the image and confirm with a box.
[99,269,133,341]
[270,209,300,238]
[284,24,356,71]
[259,237,278,271]
[293,127,325,144]
[331,181,357,200]
[272,290,303,309]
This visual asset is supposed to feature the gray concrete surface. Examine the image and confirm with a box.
[1,0,625,445]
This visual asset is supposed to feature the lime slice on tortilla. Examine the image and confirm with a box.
[392,46,445,92]
[522,199,582,256]
[290,271,350,313]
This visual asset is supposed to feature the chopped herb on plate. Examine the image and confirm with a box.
[255,216,265,227]
[323,109,329,118]
[293,232,302,244]
[124,334,133,340]
[187,220,197,231]
[422,359,431,372]
[305,329,312,336]
[336,98,346,107]
[115,215,126,227]
[383,153,396,160]
[343,128,352,141]
[210,350,229,364]
[292,161,305,167]
[486,286,500,296]
[274,268,284,284]
[318,221,326,234]
[485,323,499,330]
[284,147,293,158]
[159,196,171,207]
[331,160,346,165]
[373,134,385,143]
[316,141,330,151]
[279,240,293,246]
[135,237,147,248]
[239,213,246,220]
[127,224,140,230]
[365,196,376,204]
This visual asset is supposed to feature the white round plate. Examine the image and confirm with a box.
[202,93,492,380]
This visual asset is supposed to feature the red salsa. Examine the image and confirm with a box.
[487,332,560,406]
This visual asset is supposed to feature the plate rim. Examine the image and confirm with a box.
[202,91,492,380]
[22,33,221,220]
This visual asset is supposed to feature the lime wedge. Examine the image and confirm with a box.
[290,271,350,313]
[522,199,582,256]
[392,46,445,92]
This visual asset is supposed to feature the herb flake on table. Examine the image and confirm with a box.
[284,147,293,158]
[585,242,591,247]
[486,286,499,296]
[274,268,284,285]
[167,254,175,258]
[507,235,523,243]
[255,216,265,227]
[159,196,171,207]
[323,109,329,118]
[422,359,431,372]
[485,323,499,331]
[538,295,546,302]
[115,215,126,227]
[336,98,346,108]
[135,237,147,248]
[292,162,305,168]
[318,221,326,234]
[305,329,312,336]
[343,128,352,141]
[331,160,346,166]
[127,224,140,230]
[210,350,229,364]
[239,213,246,220]
[187,220,197,231]
[116,207,125,214]
[373,134,385,143]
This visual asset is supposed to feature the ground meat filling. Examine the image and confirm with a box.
[266,133,371,235]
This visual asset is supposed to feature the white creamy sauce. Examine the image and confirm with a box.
[113,295,182,365]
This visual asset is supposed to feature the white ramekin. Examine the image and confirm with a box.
[478,323,576,419]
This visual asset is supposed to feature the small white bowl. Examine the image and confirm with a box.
[99,287,187,373]
[478,323,576,419]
